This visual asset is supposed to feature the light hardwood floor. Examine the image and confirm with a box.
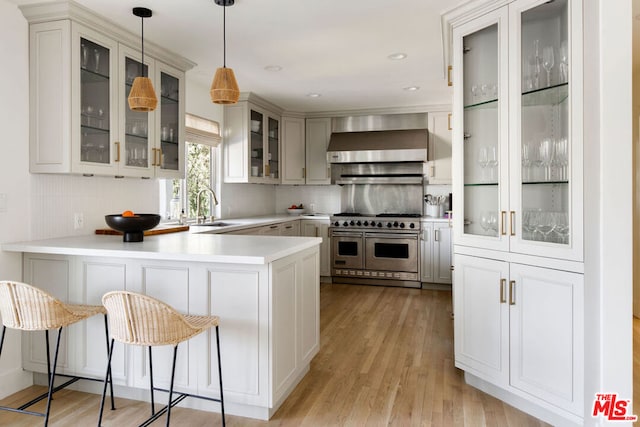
[0,283,549,426]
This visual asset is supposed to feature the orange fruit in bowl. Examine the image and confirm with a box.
[122,210,135,217]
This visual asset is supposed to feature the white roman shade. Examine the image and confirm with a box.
[185,113,221,147]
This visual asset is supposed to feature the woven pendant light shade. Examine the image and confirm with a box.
[211,67,240,104]
[128,76,158,112]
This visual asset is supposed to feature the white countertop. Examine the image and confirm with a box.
[186,213,330,234]
[2,233,322,265]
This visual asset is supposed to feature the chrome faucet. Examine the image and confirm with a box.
[196,185,219,224]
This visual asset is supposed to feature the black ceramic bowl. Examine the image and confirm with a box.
[105,214,161,242]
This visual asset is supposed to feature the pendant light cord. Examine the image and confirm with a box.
[223,4,226,68]
[141,15,145,77]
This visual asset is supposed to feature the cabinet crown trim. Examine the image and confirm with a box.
[20,0,196,72]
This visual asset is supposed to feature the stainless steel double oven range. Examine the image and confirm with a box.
[330,213,422,288]
[326,112,429,288]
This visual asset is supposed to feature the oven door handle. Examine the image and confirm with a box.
[364,233,418,240]
[331,231,364,238]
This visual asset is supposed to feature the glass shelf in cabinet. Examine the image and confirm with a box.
[81,67,109,82]
[80,124,109,135]
[522,180,569,185]
[522,83,568,107]
[464,182,499,187]
[464,98,498,110]
[125,132,148,140]
[161,95,179,104]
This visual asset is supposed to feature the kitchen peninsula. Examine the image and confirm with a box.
[2,232,322,420]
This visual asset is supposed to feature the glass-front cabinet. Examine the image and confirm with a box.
[27,12,188,179]
[224,98,281,183]
[452,0,582,261]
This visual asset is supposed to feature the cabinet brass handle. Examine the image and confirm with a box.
[302,167,306,179]
[150,148,156,166]
[115,142,120,162]
[434,229,439,242]
[501,211,507,235]
[430,165,436,178]
[447,65,453,87]
[265,164,270,176]
[500,278,506,303]
[447,113,452,130]
[315,227,318,238]
[509,280,516,305]
[510,211,516,236]
[158,148,163,167]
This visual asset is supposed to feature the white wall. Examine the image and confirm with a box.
[275,185,341,215]
[0,0,35,398]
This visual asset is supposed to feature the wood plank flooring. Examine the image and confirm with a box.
[0,283,549,426]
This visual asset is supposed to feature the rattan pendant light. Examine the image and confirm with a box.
[211,0,240,104]
[128,7,158,112]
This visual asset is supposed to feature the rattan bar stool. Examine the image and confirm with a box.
[0,281,114,427]
[98,291,225,427]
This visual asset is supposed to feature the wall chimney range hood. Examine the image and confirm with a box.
[326,113,429,164]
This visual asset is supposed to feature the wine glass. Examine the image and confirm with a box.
[480,211,490,235]
[487,146,498,182]
[539,138,555,181]
[536,211,556,242]
[554,138,568,181]
[477,147,488,182]
[488,211,499,236]
[94,48,101,73]
[559,40,568,83]
[553,211,570,244]
[522,142,532,182]
[542,46,555,87]
[471,85,479,103]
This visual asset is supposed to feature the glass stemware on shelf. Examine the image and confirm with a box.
[522,210,569,243]
[520,137,567,182]
[477,147,488,182]
[542,46,555,87]
[559,40,568,83]
[539,138,554,181]
[480,211,499,237]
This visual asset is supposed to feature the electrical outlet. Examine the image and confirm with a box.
[74,212,84,230]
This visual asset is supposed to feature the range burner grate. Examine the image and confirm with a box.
[333,212,363,217]
[376,213,422,218]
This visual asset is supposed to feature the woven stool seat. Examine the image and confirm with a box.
[0,281,113,427]
[99,291,225,427]
[0,281,106,331]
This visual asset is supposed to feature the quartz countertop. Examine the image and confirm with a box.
[2,232,321,265]
[186,213,330,234]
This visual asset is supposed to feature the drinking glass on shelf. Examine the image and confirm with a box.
[481,84,489,102]
[530,40,541,89]
[553,137,568,181]
[559,40,568,83]
[480,211,490,235]
[471,85,479,103]
[553,211,570,244]
[536,211,556,242]
[487,146,498,182]
[81,43,88,69]
[539,138,555,181]
[477,147,489,182]
[94,48,101,73]
[542,46,555,87]
[522,142,532,182]
[488,211,499,236]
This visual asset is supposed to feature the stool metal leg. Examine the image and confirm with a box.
[148,346,155,416]
[45,330,52,385]
[215,326,225,427]
[103,314,115,411]
[43,327,63,427]
[0,326,6,358]
[166,345,178,427]
[97,338,115,427]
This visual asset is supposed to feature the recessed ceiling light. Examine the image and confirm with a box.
[306,93,321,98]
[264,65,282,72]
[403,86,420,91]
[388,52,408,60]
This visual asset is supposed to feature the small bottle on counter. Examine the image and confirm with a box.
[179,209,187,225]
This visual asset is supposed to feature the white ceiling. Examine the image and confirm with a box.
[10,0,459,113]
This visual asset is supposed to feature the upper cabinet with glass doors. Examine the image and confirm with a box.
[22,2,193,179]
[452,0,582,262]
[223,94,282,184]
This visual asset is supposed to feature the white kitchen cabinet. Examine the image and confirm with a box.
[23,4,191,178]
[280,116,306,184]
[426,111,452,184]
[300,219,331,276]
[280,220,300,236]
[305,118,332,185]
[453,254,583,418]
[451,0,582,261]
[420,221,452,285]
[223,95,281,184]
[449,0,584,424]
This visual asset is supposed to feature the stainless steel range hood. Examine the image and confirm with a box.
[327,113,428,164]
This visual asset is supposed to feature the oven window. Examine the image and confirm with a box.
[338,241,359,256]
[374,243,409,259]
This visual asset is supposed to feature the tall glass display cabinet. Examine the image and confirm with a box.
[450,0,584,425]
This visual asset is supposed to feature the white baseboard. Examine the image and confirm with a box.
[0,368,33,399]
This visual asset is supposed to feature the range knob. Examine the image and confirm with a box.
[356,221,362,226]
[393,221,399,227]
[387,222,392,228]
[371,221,377,227]
[334,221,340,227]
[343,221,348,227]
[377,222,382,227]
[400,223,405,228]
[349,220,355,226]
[409,223,415,229]
[363,221,369,226]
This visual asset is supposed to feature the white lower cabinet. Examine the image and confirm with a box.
[421,221,452,284]
[453,254,584,419]
[300,219,330,277]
